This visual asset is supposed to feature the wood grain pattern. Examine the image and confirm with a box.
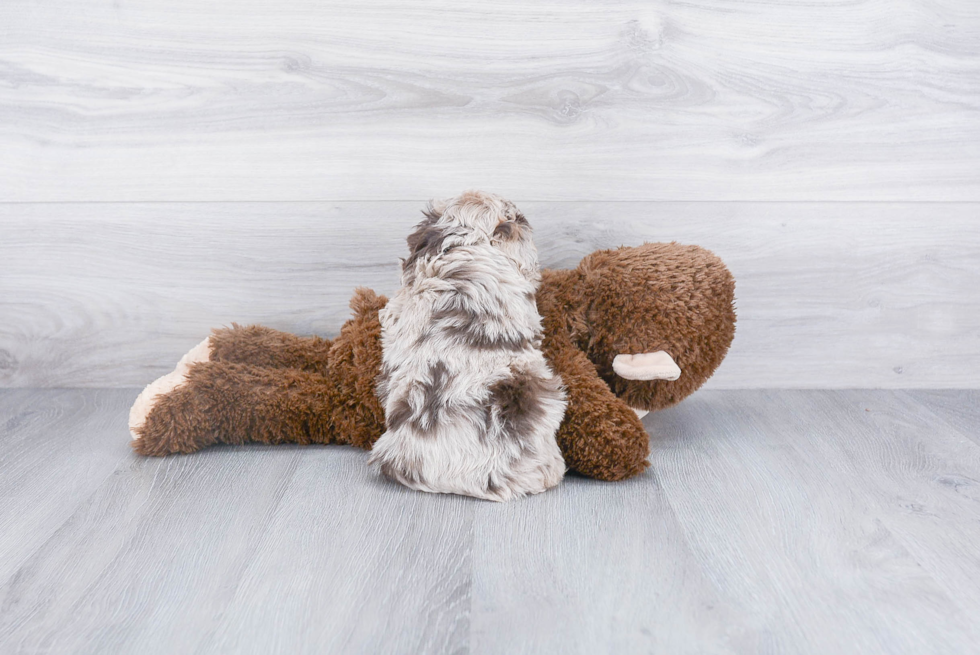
[647,390,980,654]
[3,389,980,654]
[2,201,978,389]
[1,0,978,201]
[0,389,136,585]
[904,390,980,447]
[736,389,980,647]
[469,473,748,654]
[469,390,980,654]
[196,452,472,655]
[0,389,471,655]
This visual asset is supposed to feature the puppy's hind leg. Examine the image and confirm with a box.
[485,368,567,499]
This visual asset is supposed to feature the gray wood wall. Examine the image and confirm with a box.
[2,0,978,389]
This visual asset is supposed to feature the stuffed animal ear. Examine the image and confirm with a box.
[612,351,681,381]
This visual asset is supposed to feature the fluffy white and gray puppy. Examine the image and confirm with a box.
[369,191,567,501]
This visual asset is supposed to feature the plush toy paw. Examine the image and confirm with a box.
[613,352,681,419]
[129,338,211,441]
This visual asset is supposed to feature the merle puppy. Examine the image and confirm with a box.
[369,191,567,501]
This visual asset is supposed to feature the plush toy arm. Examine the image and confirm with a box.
[546,338,650,481]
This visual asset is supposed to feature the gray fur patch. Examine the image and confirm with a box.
[414,361,451,434]
[402,223,446,274]
[385,396,413,432]
[432,307,530,352]
[486,366,564,447]
[439,262,485,283]
[493,221,516,240]
[384,361,453,437]
[487,474,504,495]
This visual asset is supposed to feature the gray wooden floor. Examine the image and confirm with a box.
[2,389,979,654]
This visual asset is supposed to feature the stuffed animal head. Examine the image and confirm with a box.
[545,242,736,414]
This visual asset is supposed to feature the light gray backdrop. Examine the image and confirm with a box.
[2,0,978,388]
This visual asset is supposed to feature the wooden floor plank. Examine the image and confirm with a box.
[0,443,306,653]
[0,389,139,585]
[799,390,980,625]
[646,390,980,655]
[0,432,472,653]
[195,449,472,655]
[903,390,980,448]
[469,473,754,655]
[2,389,979,653]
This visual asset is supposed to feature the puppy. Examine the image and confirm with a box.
[368,191,567,501]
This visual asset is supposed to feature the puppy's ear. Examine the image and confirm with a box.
[421,200,444,223]
[404,221,445,272]
[492,221,516,240]
[407,201,443,253]
[492,210,530,242]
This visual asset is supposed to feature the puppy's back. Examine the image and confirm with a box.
[369,193,567,501]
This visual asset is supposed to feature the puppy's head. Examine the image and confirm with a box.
[403,190,539,283]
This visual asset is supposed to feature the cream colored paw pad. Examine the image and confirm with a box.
[129,337,211,440]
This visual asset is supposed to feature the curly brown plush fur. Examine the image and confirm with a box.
[133,243,735,481]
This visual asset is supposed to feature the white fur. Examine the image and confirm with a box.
[129,337,210,440]
[369,191,567,501]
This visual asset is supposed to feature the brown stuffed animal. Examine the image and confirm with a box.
[129,242,735,481]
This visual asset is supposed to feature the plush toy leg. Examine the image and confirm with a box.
[131,287,389,458]
[129,338,211,440]
[209,324,334,373]
[130,327,336,441]
[131,361,384,456]
[202,288,388,374]
[547,342,650,481]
